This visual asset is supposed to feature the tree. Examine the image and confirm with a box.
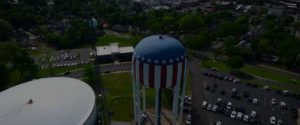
[178,14,204,32]
[13,50,38,82]
[83,65,96,88]
[224,36,238,48]
[213,49,222,60]
[227,56,245,69]
[257,38,271,54]
[0,42,38,88]
[0,19,12,41]
[184,32,212,50]
[0,62,9,91]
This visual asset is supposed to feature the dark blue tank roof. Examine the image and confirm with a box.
[134,35,186,65]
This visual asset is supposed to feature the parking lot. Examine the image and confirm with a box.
[39,48,93,69]
[193,68,300,125]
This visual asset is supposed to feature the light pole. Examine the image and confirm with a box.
[87,1,109,125]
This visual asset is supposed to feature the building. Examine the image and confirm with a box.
[96,43,134,63]
[0,77,97,125]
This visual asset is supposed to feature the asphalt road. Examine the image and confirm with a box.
[190,58,209,125]
[190,58,300,125]
[61,63,132,78]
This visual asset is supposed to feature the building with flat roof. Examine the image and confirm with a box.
[96,43,134,63]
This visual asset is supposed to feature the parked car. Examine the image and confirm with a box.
[227,102,232,110]
[252,98,258,105]
[215,121,222,125]
[185,114,191,125]
[243,91,249,98]
[280,101,286,109]
[213,83,218,88]
[282,90,290,96]
[223,76,229,81]
[263,85,270,91]
[231,88,238,97]
[207,104,213,111]
[224,109,231,116]
[202,101,208,109]
[243,115,249,122]
[205,85,211,91]
[212,105,218,112]
[271,98,276,105]
[216,98,223,104]
[230,111,237,119]
[250,111,257,118]
[277,119,283,125]
[237,112,243,120]
[270,116,276,125]
[220,89,226,95]
[211,67,218,71]
[233,79,240,84]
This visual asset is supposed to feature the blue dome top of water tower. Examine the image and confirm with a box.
[134,35,186,65]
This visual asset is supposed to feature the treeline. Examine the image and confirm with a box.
[0,42,38,91]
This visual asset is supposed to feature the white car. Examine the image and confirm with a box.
[270,116,276,125]
[227,102,232,109]
[252,98,258,105]
[243,115,249,122]
[250,111,257,117]
[202,101,208,108]
[271,98,276,105]
[237,112,243,120]
[207,104,213,111]
[215,121,222,125]
[230,111,237,119]
[280,101,286,108]
[185,114,191,125]
[233,79,240,83]
[212,105,218,112]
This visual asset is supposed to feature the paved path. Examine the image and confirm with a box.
[189,57,209,125]
[258,64,300,77]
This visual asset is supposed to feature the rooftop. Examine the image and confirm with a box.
[96,43,134,56]
[0,77,95,125]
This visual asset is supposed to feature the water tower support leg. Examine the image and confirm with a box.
[155,88,161,125]
[172,84,180,125]
[179,59,188,124]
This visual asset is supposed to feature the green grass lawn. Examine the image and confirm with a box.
[37,64,87,77]
[101,71,192,121]
[96,35,142,47]
[201,59,300,88]
[201,59,230,72]
[242,64,300,84]
[102,72,133,121]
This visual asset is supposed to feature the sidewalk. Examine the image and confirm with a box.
[258,64,300,77]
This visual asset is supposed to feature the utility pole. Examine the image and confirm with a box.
[87,1,109,125]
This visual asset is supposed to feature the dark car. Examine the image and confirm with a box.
[220,90,226,95]
[224,109,231,116]
[213,84,218,88]
[205,85,211,91]
[243,91,249,98]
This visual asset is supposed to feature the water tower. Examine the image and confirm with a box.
[132,35,187,125]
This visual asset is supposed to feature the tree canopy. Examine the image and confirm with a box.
[178,14,204,32]
[184,32,212,50]
[0,19,12,41]
[227,56,245,69]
